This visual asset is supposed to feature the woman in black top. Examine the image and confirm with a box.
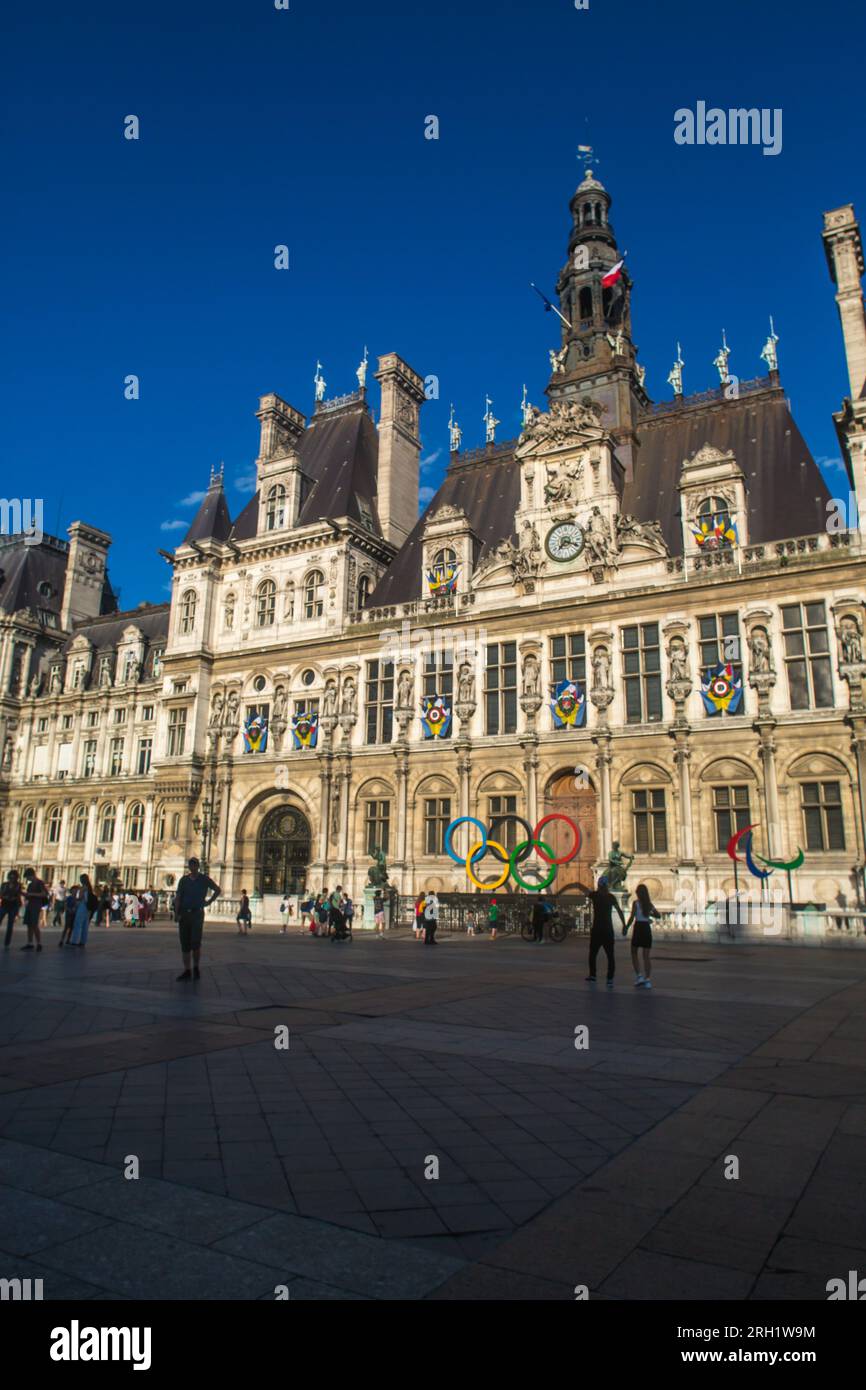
[624,883,661,988]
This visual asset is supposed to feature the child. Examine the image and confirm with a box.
[466,907,477,936]
[624,882,661,988]
[279,894,289,933]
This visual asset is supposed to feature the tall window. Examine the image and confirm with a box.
[782,603,833,711]
[365,659,394,744]
[179,590,197,635]
[430,548,457,586]
[256,580,276,628]
[485,642,518,734]
[82,740,97,778]
[550,633,586,686]
[137,738,153,775]
[98,804,116,844]
[114,708,127,724]
[632,789,668,854]
[712,785,751,852]
[155,807,166,842]
[86,711,99,727]
[110,737,124,777]
[364,800,391,856]
[167,708,187,756]
[21,808,36,844]
[71,804,88,844]
[489,793,518,851]
[801,782,845,851]
[127,802,145,844]
[266,484,286,531]
[697,495,734,545]
[622,623,662,724]
[357,574,371,610]
[304,570,324,619]
[422,651,453,739]
[46,805,62,844]
[71,662,85,690]
[151,648,164,679]
[424,797,451,855]
[698,612,743,713]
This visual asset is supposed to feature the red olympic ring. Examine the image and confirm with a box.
[532,813,581,865]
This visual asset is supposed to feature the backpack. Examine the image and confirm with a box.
[424,900,437,921]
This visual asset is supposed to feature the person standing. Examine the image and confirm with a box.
[237,889,252,935]
[423,890,439,945]
[530,895,549,943]
[70,873,97,948]
[279,893,290,934]
[59,883,77,947]
[624,882,661,989]
[488,898,500,941]
[51,879,66,929]
[414,892,426,941]
[315,891,330,937]
[21,867,48,952]
[373,888,385,937]
[1,870,23,949]
[99,884,111,928]
[329,885,347,941]
[576,874,625,988]
[174,857,221,982]
[343,893,354,936]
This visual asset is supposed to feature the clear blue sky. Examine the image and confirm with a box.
[3,0,864,608]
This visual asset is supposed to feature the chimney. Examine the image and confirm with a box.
[374,354,426,547]
[823,205,866,402]
[60,522,112,630]
[255,393,308,531]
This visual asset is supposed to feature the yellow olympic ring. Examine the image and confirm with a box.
[465,840,510,891]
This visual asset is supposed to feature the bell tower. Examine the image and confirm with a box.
[549,168,647,481]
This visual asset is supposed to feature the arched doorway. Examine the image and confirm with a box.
[257,805,311,895]
[542,769,599,893]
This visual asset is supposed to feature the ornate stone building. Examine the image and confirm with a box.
[3,170,866,916]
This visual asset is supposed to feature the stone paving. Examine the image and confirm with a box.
[0,919,864,1299]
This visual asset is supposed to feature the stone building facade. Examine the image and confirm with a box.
[3,170,866,917]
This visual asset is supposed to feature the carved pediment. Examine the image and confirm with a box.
[517,398,606,455]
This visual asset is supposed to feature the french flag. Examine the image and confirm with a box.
[601,259,624,288]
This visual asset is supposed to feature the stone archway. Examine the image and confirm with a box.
[256,805,312,895]
[542,769,599,893]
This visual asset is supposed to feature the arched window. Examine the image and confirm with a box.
[71,804,88,844]
[155,806,166,842]
[357,574,371,610]
[127,801,145,844]
[304,570,324,619]
[578,286,593,321]
[431,548,457,583]
[98,804,116,844]
[697,496,734,547]
[21,808,36,845]
[46,805,63,844]
[266,484,286,531]
[256,579,276,628]
[179,590,197,635]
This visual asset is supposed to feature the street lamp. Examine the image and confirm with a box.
[193,796,219,876]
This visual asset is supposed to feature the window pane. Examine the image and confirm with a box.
[781,605,801,629]
[805,602,826,627]
[634,815,649,853]
[825,806,845,850]
[645,675,662,721]
[787,662,809,709]
[812,659,833,708]
[653,813,667,853]
[804,806,824,850]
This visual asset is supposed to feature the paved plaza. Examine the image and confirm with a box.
[0,920,864,1301]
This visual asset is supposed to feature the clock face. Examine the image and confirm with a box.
[545,521,585,563]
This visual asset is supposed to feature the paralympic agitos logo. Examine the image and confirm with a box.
[444,814,581,891]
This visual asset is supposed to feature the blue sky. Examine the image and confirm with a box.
[3,0,864,608]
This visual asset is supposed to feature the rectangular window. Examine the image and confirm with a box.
[488,793,518,851]
[365,660,394,745]
[485,642,518,735]
[167,707,187,757]
[550,632,586,686]
[801,781,845,851]
[422,651,453,738]
[141,705,154,722]
[424,797,451,855]
[364,799,391,856]
[622,623,662,724]
[61,714,74,730]
[782,603,834,711]
[109,737,124,777]
[698,612,743,715]
[292,698,319,720]
[86,711,99,728]
[632,789,668,854]
[713,784,751,852]
[82,740,97,778]
[114,708,127,724]
[137,738,153,775]
[37,717,48,733]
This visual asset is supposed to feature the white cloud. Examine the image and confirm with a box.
[421,449,442,471]
[418,486,436,505]
[178,490,206,507]
[160,519,186,531]
[234,473,257,495]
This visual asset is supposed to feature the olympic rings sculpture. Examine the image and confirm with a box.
[444,813,581,892]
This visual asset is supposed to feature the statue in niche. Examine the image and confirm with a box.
[748,627,773,674]
[457,662,475,705]
[208,693,224,729]
[585,508,615,567]
[340,678,357,719]
[522,653,541,697]
[669,639,689,683]
[591,645,612,693]
[323,680,338,719]
[840,615,863,666]
[397,669,413,711]
[224,594,236,631]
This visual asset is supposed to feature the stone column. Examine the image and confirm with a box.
[755,718,781,858]
[671,736,695,862]
[393,744,410,883]
[588,634,615,863]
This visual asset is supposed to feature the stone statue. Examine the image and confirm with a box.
[284,582,294,621]
[2,736,12,770]
[356,347,368,390]
[614,514,668,554]
[367,846,389,888]
[50,669,62,694]
[522,653,541,697]
[100,661,112,689]
[840,615,863,666]
[273,686,287,721]
[224,690,240,732]
[635,363,646,388]
[669,640,689,683]
[224,595,235,631]
[585,507,615,567]
[330,783,341,838]
[28,674,41,698]
[457,661,475,705]
[322,680,338,719]
[340,678,357,719]
[591,645,612,693]
[549,345,568,375]
[606,841,634,893]
[397,668,413,711]
[208,693,224,729]
[748,627,772,674]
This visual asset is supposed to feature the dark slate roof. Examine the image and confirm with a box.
[232,401,382,542]
[183,480,233,545]
[628,384,831,555]
[370,446,522,606]
[0,535,117,619]
[65,603,170,652]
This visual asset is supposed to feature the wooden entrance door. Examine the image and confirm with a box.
[541,770,598,893]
